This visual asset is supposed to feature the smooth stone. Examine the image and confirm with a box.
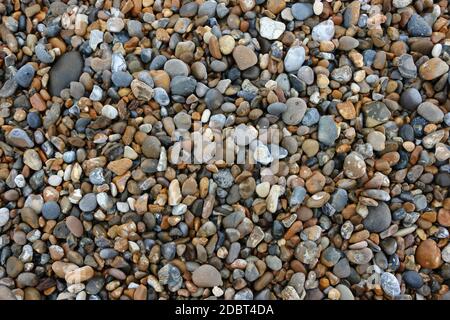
[6,128,34,148]
[400,88,422,111]
[15,64,35,87]
[312,20,335,42]
[318,116,339,146]
[282,97,307,125]
[259,17,285,40]
[363,202,392,233]
[402,271,423,289]
[381,272,401,297]
[291,3,313,20]
[407,14,432,37]
[42,201,61,220]
[232,45,258,70]
[284,46,305,73]
[192,264,223,287]
[49,52,83,97]
[415,239,442,269]
[417,102,444,123]
[79,193,97,212]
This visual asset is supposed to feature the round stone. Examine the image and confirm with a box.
[343,152,366,179]
[363,202,392,233]
[192,264,223,287]
[42,201,61,220]
[79,193,97,212]
[415,239,442,269]
[282,97,307,125]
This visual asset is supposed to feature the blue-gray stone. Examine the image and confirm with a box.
[302,108,320,126]
[111,71,133,87]
[42,201,61,220]
[330,188,348,212]
[403,271,423,289]
[153,87,170,106]
[380,272,401,297]
[15,64,35,87]
[407,14,432,37]
[290,186,306,206]
[170,76,197,96]
[291,3,313,21]
[26,112,41,129]
[318,116,339,146]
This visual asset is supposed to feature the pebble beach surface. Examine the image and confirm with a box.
[0,0,450,301]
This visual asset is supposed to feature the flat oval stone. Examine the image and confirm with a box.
[192,264,223,287]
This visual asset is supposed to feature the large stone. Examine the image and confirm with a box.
[49,51,84,96]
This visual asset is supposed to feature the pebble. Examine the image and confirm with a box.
[363,202,392,233]
[415,239,442,269]
[417,102,444,123]
[381,272,401,297]
[192,265,223,287]
[318,116,339,146]
[291,3,313,21]
[48,52,83,97]
[284,46,305,73]
[15,64,35,88]
[259,17,285,40]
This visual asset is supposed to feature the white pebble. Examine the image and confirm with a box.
[313,0,323,15]
[48,175,63,186]
[432,44,442,58]
[101,104,118,119]
[0,208,10,227]
[14,174,26,188]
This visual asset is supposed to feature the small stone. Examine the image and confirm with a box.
[259,17,285,40]
[6,128,34,148]
[398,54,417,79]
[49,51,83,97]
[15,64,35,87]
[415,239,442,269]
[318,116,339,146]
[107,17,125,32]
[0,208,9,227]
[312,20,335,42]
[282,97,307,125]
[381,272,401,297]
[65,266,95,284]
[79,193,97,212]
[407,14,432,37]
[417,102,444,123]
[233,45,257,70]
[363,101,391,127]
[66,216,83,237]
[402,271,423,289]
[419,58,449,81]
[367,131,386,151]
[363,202,392,233]
[23,149,42,170]
[400,88,422,111]
[192,265,223,287]
[291,3,313,20]
[42,201,61,220]
[101,105,118,120]
[284,46,305,73]
[346,248,374,265]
